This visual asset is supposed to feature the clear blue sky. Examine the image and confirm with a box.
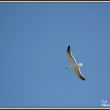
[0,2,110,108]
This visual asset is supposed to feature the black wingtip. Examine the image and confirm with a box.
[67,45,71,52]
[79,75,86,81]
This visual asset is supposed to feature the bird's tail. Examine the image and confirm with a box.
[65,65,73,69]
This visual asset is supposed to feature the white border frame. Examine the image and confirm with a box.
[0,1,110,109]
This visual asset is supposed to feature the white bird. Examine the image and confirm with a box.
[67,45,85,80]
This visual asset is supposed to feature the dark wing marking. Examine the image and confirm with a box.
[79,75,85,80]
[67,45,77,65]
[74,66,85,80]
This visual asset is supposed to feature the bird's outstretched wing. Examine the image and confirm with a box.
[73,66,85,80]
[67,45,77,65]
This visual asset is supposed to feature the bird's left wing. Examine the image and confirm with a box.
[67,45,77,65]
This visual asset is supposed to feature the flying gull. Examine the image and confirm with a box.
[67,45,85,80]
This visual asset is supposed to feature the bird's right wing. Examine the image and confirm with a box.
[73,66,85,80]
[67,45,77,65]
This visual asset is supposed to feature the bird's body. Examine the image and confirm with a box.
[67,45,85,80]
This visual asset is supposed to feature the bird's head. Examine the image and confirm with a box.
[78,63,83,67]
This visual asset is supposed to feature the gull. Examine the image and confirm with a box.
[67,45,85,80]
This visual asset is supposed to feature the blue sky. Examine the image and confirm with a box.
[0,2,110,108]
